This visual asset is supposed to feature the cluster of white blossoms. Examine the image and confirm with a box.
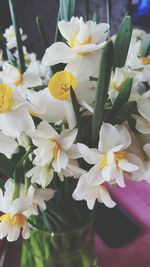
[0,17,150,242]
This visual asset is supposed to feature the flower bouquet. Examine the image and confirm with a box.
[0,0,150,266]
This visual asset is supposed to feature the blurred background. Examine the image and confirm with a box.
[1,0,150,58]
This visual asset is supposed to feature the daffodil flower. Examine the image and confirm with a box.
[78,123,141,188]
[73,174,116,209]
[42,16,109,79]
[0,189,29,242]
[31,121,78,173]
[0,61,42,90]
[3,25,27,50]
[0,83,35,137]
[27,70,96,128]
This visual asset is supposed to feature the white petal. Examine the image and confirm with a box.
[98,123,120,153]
[42,42,75,66]
[134,115,150,134]
[22,223,30,239]
[7,226,20,242]
[87,164,105,185]
[77,143,100,164]
[0,107,35,137]
[143,144,150,159]
[118,158,139,172]
[87,199,96,209]
[60,129,78,150]
[99,186,116,208]
[0,132,18,158]
[63,100,76,129]
[138,99,150,122]
[23,61,42,88]
[35,121,59,139]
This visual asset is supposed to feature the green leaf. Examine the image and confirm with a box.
[0,153,14,177]
[9,0,26,73]
[113,16,132,70]
[36,17,49,50]
[59,0,76,21]
[92,40,113,147]
[106,0,112,26]
[70,88,82,141]
[106,77,133,122]
[111,101,137,125]
[84,0,90,20]
[140,33,150,57]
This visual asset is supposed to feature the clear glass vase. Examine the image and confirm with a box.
[21,218,99,267]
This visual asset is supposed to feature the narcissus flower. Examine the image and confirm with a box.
[78,123,141,187]
[3,25,27,50]
[0,83,35,137]
[42,16,109,79]
[73,174,116,209]
[31,121,78,173]
[0,62,42,90]
[0,190,29,242]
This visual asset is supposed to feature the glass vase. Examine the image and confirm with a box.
[21,218,100,267]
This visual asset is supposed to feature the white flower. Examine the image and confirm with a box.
[108,67,134,103]
[0,189,30,242]
[73,174,116,209]
[0,50,4,67]
[31,121,78,173]
[42,17,109,79]
[3,25,27,50]
[27,164,54,188]
[20,184,55,216]
[78,123,141,188]
[0,83,35,137]
[14,46,37,66]
[0,131,18,158]
[134,99,150,134]
[0,61,42,90]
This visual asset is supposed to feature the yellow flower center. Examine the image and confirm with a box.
[100,154,107,169]
[68,36,92,48]
[111,80,123,91]
[48,71,77,100]
[100,151,128,170]
[141,57,150,65]
[0,213,26,227]
[0,84,13,112]
[53,142,60,160]
[114,151,128,169]
[14,71,24,86]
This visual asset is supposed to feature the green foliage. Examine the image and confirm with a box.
[106,77,133,123]
[0,154,14,177]
[92,40,113,147]
[8,0,26,73]
[59,0,76,21]
[36,17,49,49]
[140,33,150,57]
[70,88,82,141]
[110,101,137,125]
[113,16,132,70]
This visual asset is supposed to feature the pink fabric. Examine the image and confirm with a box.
[96,180,150,267]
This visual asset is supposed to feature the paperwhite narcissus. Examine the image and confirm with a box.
[78,123,141,188]
[0,190,30,242]
[134,99,150,134]
[0,61,42,90]
[42,17,109,79]
[0,83,35,137]
[0,131,18,158]
[31,120,78,173]
[20,183,55,216]
[73,174,116,209]
[3,25,27,50]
